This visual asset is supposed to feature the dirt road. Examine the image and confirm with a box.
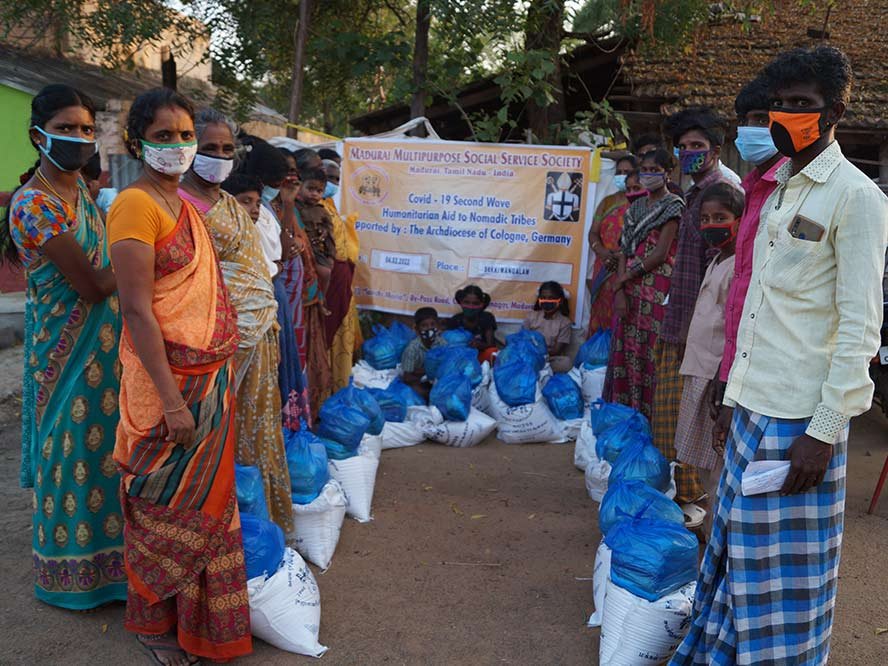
[1,381,886,664]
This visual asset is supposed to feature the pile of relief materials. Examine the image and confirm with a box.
[234,463,327,657]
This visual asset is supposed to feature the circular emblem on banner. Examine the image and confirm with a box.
[350,165,390,205]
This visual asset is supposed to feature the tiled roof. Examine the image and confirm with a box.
[622,1,888,129]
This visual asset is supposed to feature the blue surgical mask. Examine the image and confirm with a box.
[261,185,280,203]
[613,174,627,192]
[324,181,339,198]
[735,126,779,165]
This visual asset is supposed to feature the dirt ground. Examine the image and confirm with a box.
[0,346,886,664]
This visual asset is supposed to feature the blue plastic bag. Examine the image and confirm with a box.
[589,399,647,437]
[442,328,474,346]
[595,413,652,463]
[605,518,699,601]
[240,512,286,580]
[609,438,672,493]
[599,480,684,537]
[388,320,417,352]
[352,386,385,436]
[430,373,473,421]
[362,327,401,370]
[284,424,330,505]
[423,345,451,380]
[386,377,427,408]
[432,346,483,387]
[496,340,545,373]
[367,387,407,422]
[541,373,584,420]
[317,392,371,451]
[575,329,612,368]
[506,329,548,360]
[235,464,269,520]
[493,361,538,407]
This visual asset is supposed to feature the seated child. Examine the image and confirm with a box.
[401,307,446,400]
[295,167,335,297]
[447,285,498,363]
[673,182,742,533]
[222,173,283,279]
[523,281,572,373]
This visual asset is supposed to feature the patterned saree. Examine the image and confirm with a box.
[12,182,127,610]
[113,200,251,660]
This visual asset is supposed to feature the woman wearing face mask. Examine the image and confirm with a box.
[3,84,127,611]
[179,109,293,535]
[523,281,573,373]
[320,156,362,393]
[605,149,684,419]
[107,89,251,664]
[587,154,638,335]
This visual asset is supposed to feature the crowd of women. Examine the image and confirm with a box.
[3,83,360,664]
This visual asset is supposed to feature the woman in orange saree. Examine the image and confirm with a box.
[107,89,251,665]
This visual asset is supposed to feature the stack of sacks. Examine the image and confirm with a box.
[487,332,564,444]
[573,420,597,471]
[541,372,585,441]
[588,480,685,627]
[235,463,271,521]
[316,384,383,522]
[358,321,416,376]
[583,401,650,502]
[599,518,698,664]
[247,546,329,657]
[351,359,399,390]
[284,424,347,570]
[574,329,611,405]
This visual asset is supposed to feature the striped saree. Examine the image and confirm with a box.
[113,200,251,660]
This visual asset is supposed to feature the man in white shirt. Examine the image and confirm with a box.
[672,46,888,666]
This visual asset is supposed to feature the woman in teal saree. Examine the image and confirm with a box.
[5,84,126,610]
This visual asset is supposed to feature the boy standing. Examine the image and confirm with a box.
[672,46,888,666]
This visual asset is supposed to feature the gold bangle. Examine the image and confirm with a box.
[163,403,189,414]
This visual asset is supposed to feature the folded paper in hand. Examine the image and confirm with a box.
[741,460,791,496]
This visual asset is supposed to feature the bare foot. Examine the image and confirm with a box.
[137,633,201,665]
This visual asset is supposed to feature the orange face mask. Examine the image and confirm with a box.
[769,109,827,156]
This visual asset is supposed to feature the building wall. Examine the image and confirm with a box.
[0,84,38,193]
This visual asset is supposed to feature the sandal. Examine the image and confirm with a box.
[680,502,707,529]
[137,633,202,666]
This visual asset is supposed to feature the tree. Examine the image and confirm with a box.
[409,0,431,125]
[287,0,312,136]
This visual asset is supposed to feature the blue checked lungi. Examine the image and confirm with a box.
[669,406,847,666]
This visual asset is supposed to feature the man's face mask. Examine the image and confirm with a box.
[678,148,712,175]
[420,327,438,342]
[769,108,829,157]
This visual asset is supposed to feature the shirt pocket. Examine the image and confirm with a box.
[760,224,826,288]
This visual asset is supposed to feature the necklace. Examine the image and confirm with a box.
[145,171,180,219]
[182,172,221,206]
[35,168,75,207]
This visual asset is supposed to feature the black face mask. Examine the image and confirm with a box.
[701,226,734,250]
[33,126,97,172]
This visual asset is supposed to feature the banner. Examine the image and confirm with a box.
[340,138,596,325]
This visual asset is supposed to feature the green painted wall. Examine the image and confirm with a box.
[0,84,36,193]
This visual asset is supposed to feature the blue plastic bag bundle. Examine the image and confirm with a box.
[235,463,269,520]
[240,512,286,580]
[442,328,474,346]
[599,480,684,537]
[589,399,648,437]
[609,438,672,493]
[430,373,473,421]
[506,329,548,360]
[284,424,330,505]
[362,326,402,370]
[604,518,699,601]
[386,377,427,408]
[432,346,483,387]
[493,360,538,407]
[317,391,372,452]
[352,385,385,436]
[367,387,407,423]
[389,320,417,350]
[496,340,546,373]
[541,373,584,420]
[595,413,652,463]
[575,329,612,369]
